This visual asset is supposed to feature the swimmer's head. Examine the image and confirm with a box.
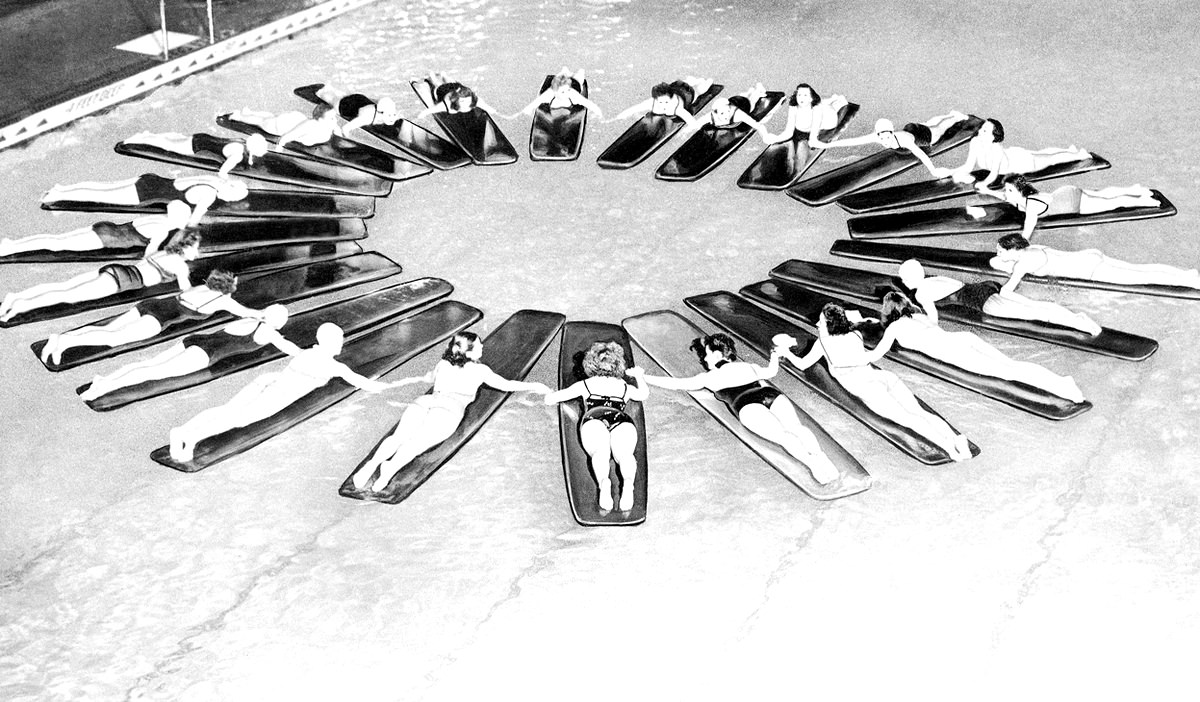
[550,74,573,92]
[792,83,820,107]
[164,228,202,257]
[204,269,238,295]
[443,331,481,367]
[262,303,289,329]
[164,199,192,228]
[215,179,249,202]
[1001,173,1037,200]
[996,233,1030,252]
[650,82,677,111]
[689,333,737,370]
[710,98,735,122]
[874,118,899,148]
[447,86,477,111]
[820,303,855,336]
[898,259,926,287]
[582,341,627,378]
[981,118,1005,143]
[316,322,344,353]
[375,97,399,122]
[244,133,270,157]
[881,291,920,326]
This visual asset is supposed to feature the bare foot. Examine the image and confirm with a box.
[618,485,634,512]
[169,428,193,462]
[40,335,58,363]
[598,478,613,512]
[351,468,373,490]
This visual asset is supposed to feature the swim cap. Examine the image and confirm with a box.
[898,259,925,283]
[874,118,895,133]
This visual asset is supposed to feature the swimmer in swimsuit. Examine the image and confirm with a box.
[351,331,551,493]
[0,230,200,323]
[544,341,649,512]
[169,323,398,462]
[310,85,402,135]
[122,131,271,177]
[228,105,344,150]
[783,303,973,462]
[879,291,1085,402]
[811,111,970,178]
[930,119,1091,188]
[897,258,1104,336]
[415,72,502,118]
[992,233,1200,290]
[629,332,841,485]
[80,304,294,403]
[763,83,850,145]
[979,174,1161,240]
[610,77,714,127]
[0,199,191,259]
[41,174,248,226]
[505,67,605,119]
[686,83,772,138]
[39,268,266,365]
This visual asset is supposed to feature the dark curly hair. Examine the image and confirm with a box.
[689,333,738,370]
[1002,173,1039,198]
[443,331,480,367]
[821,302,872,336]
[582,341,626,378]
[790,83,821,107]
[997,233,1031,251]
[881,291,921,327]
[204,269,238,295]
[984,118,1005,143]
[163,228,202,255]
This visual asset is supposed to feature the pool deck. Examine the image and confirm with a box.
[0,0,363,148]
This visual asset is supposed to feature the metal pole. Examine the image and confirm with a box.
[207,0,215,44]
[159,0,169,61]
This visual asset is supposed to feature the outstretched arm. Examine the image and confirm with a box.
[779,341,824,371]
[509,89,554,118]
[735,112,772,140]
[570,90,604,120]
[613,98,654,122]
[543,380,586,405]
[764,107,799,144]
[416,102,449,120]
[263,329,304,357]
[627,366,709,392]
[904,139,942,177]
[480,366,550,394]
[185,188,218,227]
[861,323,899,364]
[810,131,877,149]
[333,362,396,393]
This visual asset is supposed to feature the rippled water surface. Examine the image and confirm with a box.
[2,1,1199,700]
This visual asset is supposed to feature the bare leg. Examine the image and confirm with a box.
[42,178,140,205]
[1,272,118,321]
[124,131,194,154]
[1078,189,1159,214]
[923,110,969,142]
[350,402,432,489]
[740,400,840,484]
[82,343,208,400]
[1003,145,1090,172]
[927,331,1084,402]
[170,372,310,461]
[684,75,714,95]
[367,405,463,492]
[609,423,640,511]
[580,420,615,511]
[54,315,161,363]
[983,291,1102,335]
[1089,257,1200,288]
[1,225,107,256]
[841,369,970,461]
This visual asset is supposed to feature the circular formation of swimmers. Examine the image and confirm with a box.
[3,69,1198,517]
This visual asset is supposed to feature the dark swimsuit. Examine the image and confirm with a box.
[134,291,222,334]
[666,80,696,110]
[92,221,151,248]
[899,280,1000,311]
[183,320,266,365]
[710,361,781,415]
[898,123,933,149]
[337,93,375,121]
[580,380,634,431]
[190,133,233,159]
[133,174,183,203]
[98,252,177,293]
